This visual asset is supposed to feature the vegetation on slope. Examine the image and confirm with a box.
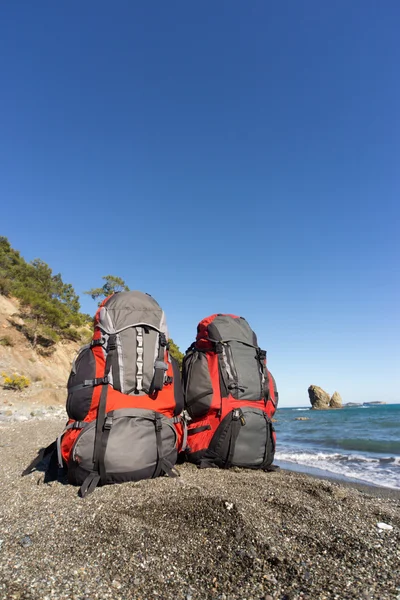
[0,237,183,365]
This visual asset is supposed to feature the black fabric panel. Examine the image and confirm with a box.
[184,448,208,465]
[200,412,234,468]
[66,347,96,421]
[170,356,184,416]
[183,351,214,419]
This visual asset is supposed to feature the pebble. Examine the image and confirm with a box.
[377,522,393,530]
[18,535,33,548]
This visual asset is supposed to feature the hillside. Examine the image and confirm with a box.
[0,294,77,416]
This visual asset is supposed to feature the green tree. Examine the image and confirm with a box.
[0,236,85,347]
[84,275,130,302]
[168,338,184,370]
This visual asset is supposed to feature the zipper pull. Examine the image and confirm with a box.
[233,409,246,426]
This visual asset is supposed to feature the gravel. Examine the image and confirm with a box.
[0,419,399,600]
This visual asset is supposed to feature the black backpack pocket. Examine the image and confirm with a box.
[182,350,214,419]
[66,345,97,421]
[200,407,275,470]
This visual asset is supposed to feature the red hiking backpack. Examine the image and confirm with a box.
[182,314,278,470]
[23,291,185,496]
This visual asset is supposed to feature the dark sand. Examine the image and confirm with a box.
[0,419,399,600]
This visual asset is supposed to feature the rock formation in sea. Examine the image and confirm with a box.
[329,391,343,409]
[308,385,330,409]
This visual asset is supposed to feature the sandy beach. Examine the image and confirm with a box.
[0,418,399,600]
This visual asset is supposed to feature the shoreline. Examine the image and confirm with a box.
[275,459,400,499]
[1,408,399,494]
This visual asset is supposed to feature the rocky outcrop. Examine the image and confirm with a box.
[329,391,342,409]
[308,385,330,409]
[308,385,344,409]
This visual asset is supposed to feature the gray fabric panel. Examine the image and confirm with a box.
[208,315,256,346]
[102,291,163,334]
[159,310,168,339]
[184,351,214,419]
[72,409,176,475]
[116,333,125,393]
[209,316,263,401]
[232,408,268,467]
[98,292,166,395]
[229,341,262,400]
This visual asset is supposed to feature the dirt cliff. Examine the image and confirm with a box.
[0,295,79,407]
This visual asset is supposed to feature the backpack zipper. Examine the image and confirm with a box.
[232,408,246,426]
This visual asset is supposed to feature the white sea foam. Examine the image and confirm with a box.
[275,448,400,489]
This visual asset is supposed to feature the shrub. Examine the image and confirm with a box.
[1,372,31,391]
[79,328,93,345]
[61,327,81,342]
[0,277,12,296]
[0,335,14,347]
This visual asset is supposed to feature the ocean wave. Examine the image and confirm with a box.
[276,450,400,466]
[275,449,400,489]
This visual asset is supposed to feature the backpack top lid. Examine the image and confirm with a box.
[195,313,258,351]
[94,290,169,338]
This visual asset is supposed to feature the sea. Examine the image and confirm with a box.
[273,403,400,489]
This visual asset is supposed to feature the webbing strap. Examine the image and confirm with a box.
[153,415,180,478]
[172,415,189,451]
[225,417,242,469]
[68,377,108,394]
[181,418,188,452]
[92,334,116,475]
[187,424,211,436]
[98,413,114,484]
[153,414,164,478]
[79,473,101,498]
[136,327,144,392]
[149,334,168,394]
[260,413,272,470]
[111,338,121,392]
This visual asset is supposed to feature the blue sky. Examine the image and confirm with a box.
[1,1,399,406]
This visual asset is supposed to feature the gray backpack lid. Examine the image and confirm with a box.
[96,291,169,395]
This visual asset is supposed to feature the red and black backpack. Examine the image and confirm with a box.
[182,314,278,470]
[23,291,185,496]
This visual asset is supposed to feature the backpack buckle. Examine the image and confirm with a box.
[103,416,113,430]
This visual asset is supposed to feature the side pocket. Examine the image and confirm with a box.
[183,351,214,419]
[66,346,97,421]
[201,408,275,470]
[265,370,278,418]
[67,409,178,486]
[232,408,275,468]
